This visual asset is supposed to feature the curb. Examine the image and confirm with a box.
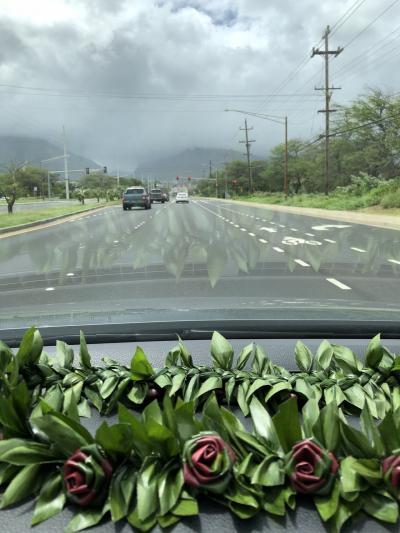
[206,197,400,231]
[0,204,112,236]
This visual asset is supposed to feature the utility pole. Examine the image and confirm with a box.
[239,119,255,193]
[311,26,342,195]
[62,125,70,200]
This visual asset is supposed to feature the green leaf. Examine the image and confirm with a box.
[362,492,398,523]
[64,503,109,533]
[183,374,199,402]
[158,467,184,515]
[249,397,281,452]
[302,398,320,438]
[56,340,74,368]
[169,372,186,397]
[236,381,250,416]
[0,341,13,374]
[142,399,163,425]
[137,460,160,521]
[130,347,154,380]
[251,456,284,486]
[172,495,199,517]
[110,465,137,522]
[95,422,133,455]
[174,401,199,442]
[31,472,66,525]
[360,404,384,455]
[128,382,148,404]
[79,330,91,368]
[378,411,400,453]
[332,344,359,373]
[236,343,254,370]
[261,487,286,516]
[340,419,376,458]
[210,331,233,370]
[99,376,119,399]
[16,327,43,367]
[177,337,193,367]
[344,384,366,410]
[294,341,313,372]
[315,340,333,370]
[365,334,385,368]
[314,480,339,522]
[265,382,292,403]
[0,463,41,508]
[128,507,157,532]
[0,442,60,465]
[32,411,94,456]
[196,376,222,399]
[272,397,302,453]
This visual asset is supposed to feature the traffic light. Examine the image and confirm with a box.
[103,166,107,174]
[85,167,90,175]
[176,176,179,181]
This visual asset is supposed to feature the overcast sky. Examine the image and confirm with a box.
[0,0,399,173]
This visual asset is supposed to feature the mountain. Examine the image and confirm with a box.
[0,136,99,177]
[135,148,264,182]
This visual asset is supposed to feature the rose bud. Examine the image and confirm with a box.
[383,455,400,495]
[183,431,236,494]
[286,438,339,496]
[64,445,112,507]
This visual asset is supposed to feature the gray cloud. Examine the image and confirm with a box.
[0,0,399,174]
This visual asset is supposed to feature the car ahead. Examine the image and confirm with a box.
[122,187,151,210]
[150,188,165,203]
[162,191,169,202]
[176,191,189,203]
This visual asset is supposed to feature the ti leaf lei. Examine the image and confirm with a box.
[1,328,400,531]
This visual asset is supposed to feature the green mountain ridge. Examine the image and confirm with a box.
[0,136,99,175]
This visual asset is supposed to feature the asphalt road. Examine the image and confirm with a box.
[1,197,400,329]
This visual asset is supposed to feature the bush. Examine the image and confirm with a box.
[380,189,400,209]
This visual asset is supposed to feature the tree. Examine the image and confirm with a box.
[0,162,28,214]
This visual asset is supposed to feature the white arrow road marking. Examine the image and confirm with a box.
[326,278,351,290]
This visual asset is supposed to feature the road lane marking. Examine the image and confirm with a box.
[234,224,240,228]
[312,224,351,231]
[273,247,284,253]
[294,259,310,267]
[305,233,315,237]
[260,227,277,233]
[350,247,367,253]
[388,259,400,265]
[66,272,74,277]
[258,238,268,243]
[290,228,298,232]
[326,278,351,290]
[240,228,247,232]
[324,239,336,243]
[278,224,285,228]
[45,287,55,291]
[248,232,255,236]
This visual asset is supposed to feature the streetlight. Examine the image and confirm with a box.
[225,109,289,197]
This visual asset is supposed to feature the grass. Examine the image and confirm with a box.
[0,203,109,230]
[235,190,390,211]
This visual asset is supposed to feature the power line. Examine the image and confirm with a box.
[331,0,368,35]
[342,0,400,49]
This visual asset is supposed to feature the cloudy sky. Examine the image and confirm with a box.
[0,0,399,173]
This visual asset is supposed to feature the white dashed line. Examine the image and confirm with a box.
[273,247,284,253]
[291,228,298,232]
[45,287,55,291]
[66,272,74,277]
[305,233,315,237]
[388,259,400,265]
[324,239,336,243]
[240,228,247,232]
[294,259,310,267]
[278,224,285,228]
[113,240,119,244]
[326,278,351,290]
[350,247,367,253]
[248,232,255,237]
[258,238,268,244]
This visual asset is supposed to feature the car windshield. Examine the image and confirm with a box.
[1,0,400,332]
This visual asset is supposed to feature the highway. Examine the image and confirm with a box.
[1,197,400,329]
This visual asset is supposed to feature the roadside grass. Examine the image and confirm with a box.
[0,203,109,229]
[236,189,399,211]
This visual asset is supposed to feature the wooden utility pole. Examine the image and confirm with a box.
[311,26,342,195]
[239,119,255,193]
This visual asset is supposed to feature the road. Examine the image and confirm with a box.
[1,197,400,329]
